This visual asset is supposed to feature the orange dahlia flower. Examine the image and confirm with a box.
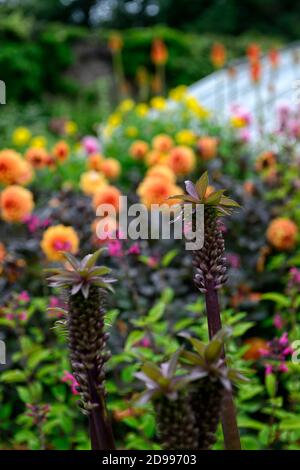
[88,153,104,171]
[137,177,183,208]
[129,140,149,160]
[100,158,121,180]
[0,185,34,222]
[52,141,70,163]
[80,171,107,196]
[91,216,118,244]
[145,149,168,166]
[0,149,24,185]
[152,134,174,153]
[25,147,49,169]
[267,218,298,251]
[93,185,122,213]
[197,136,218,160]
[146,165,176,184]
[17,160,34,185]
[41,225,79,262]
[167,146,196,176]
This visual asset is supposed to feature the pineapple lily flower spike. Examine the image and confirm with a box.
[180,328,247,449]
[135,350,204,450]
[169,172,241,450]
[46,248,116,450]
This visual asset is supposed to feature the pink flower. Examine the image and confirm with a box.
[127,243,140,255]
[108,239,123,257]
[6,313,14,321]
[23,215,51,233]
[290,267,300,285]
[24,215,40,233]
[82,136,100,155]
[53,240,72,251]
[62,371,79,395]
[19,311,28,322]
[282,346,293,356]
[239,128,251,143]
[279,332,289,346]
[259,348,270,357]
[227,253,240,269]
[273,314,284,330]
[140,337,151,348]
[147,256,159,268]
[49,296,60,308]
[265,364,273,375]
[48,296,65,318]
[18,291,30,303]
[40,218,51,228]
[278,363,288,373]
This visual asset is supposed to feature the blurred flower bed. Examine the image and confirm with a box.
[0,86,300,450]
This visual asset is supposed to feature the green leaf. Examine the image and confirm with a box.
[17,386,31,403]
[205,189,224,205]
[141,362,163,382]
[0,318,15,328]
[204,339,223,362]
[188,337,206,355]
[62,252,80,269]
[146,301,165,323]
[161,249,178,267]
[0,370,27,383]
[125,330,145,351]
[27,349,52,370]
[261,293,291,308]
[85,248,107,269]
[232,322,255,336]
[195,171,209,200]
[160,287,174,304]
[238,416,266,431]
[280,418,300,430]
[220,196,240,207]
[266,254,287,271]
[265,373,277,398]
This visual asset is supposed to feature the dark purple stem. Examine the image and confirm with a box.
[205,280,241,450]
[87,368,116,450]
